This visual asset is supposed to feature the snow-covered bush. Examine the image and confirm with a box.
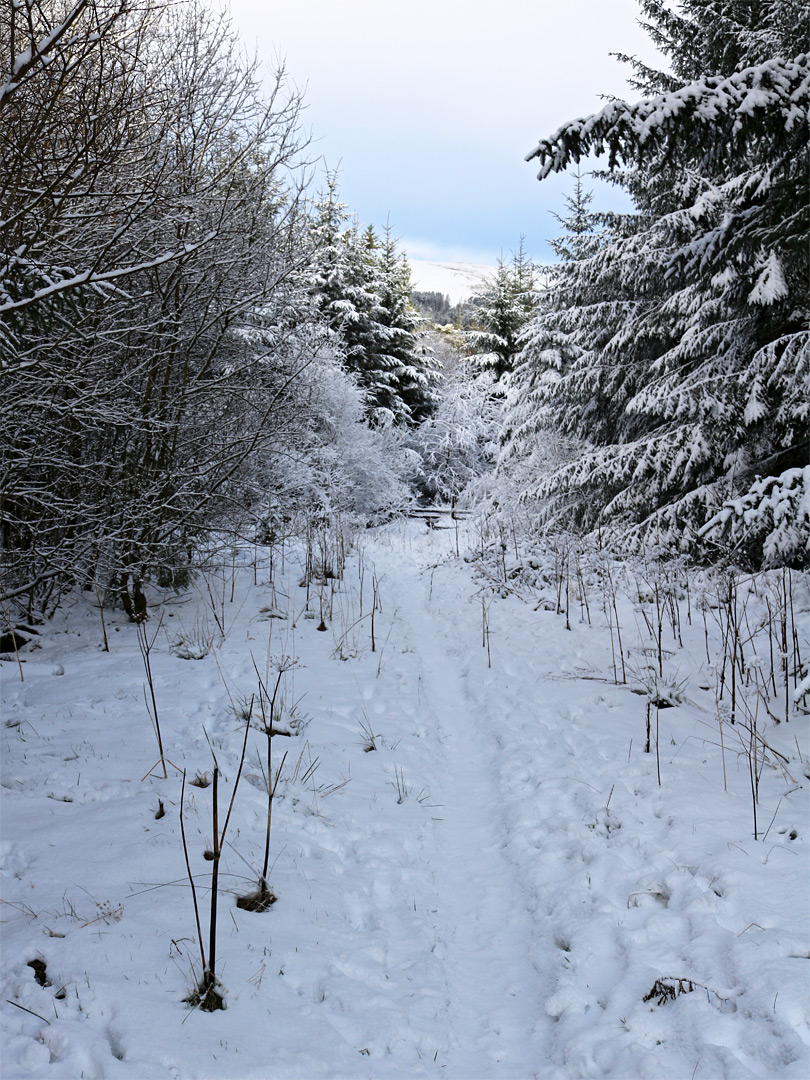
[406,359,500,504]
[247,337,413,534]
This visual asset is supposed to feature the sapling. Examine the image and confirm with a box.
[93,584,109,652]
[607,603,619,685]
[358,548,365,613]
[553,538,566,616]
[665,569,682,648]
[229,544,237,604]
[481,597,493,667]
[717,705,728,792]
[779,569,795,722]
[576,552,591,626]
[684,571,692,627]
[734,701,762,840]
[600,561,626,684]
[611,590,625,683]
[700,594,712,667]
[639,557,666,677]
[498,523,508,584]
[182,712,251,1011]
[711,571,741,723]
[180,771,206,1001]
[237,660,296,911]
[137,616,179,780]
[2,597,25,682]
[764,594,779,696]
[370,572,383,653]
[510,517,519,562]
[236,750,286,912]
[721,573,753,725]
[787,570,802,695]
[564,546,571,631]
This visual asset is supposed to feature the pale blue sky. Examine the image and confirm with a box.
[227,0,660,264]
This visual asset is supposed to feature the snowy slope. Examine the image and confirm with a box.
[1,520,808,1079]
[407,259,494,305]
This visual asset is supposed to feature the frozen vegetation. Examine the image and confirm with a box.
[2,2,808,1075]
[1,518,808,1078]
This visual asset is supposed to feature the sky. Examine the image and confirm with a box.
[226,0,662,265]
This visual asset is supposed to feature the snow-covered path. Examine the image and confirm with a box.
[374,542,546,1077]
[2,520,808,1079]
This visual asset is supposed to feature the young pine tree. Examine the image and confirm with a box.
[465,239,538,383]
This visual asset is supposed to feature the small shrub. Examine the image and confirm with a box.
[643,977,695,1006]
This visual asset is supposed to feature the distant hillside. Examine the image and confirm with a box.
[407,258,494,306]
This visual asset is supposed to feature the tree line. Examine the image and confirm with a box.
[2,0,806,633]
[0,0,437,619]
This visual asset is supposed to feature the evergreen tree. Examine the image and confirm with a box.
[308,174,374,353]
[308,180,389,419]
[411,290,456,325]
[499,172,601,523]
[466,239,538,381]
[308,185,437,426]
[508,0,809,564]
[375,226,439,425]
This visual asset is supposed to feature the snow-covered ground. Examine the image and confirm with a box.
[2,519,808,1079]
[407,259,495,305]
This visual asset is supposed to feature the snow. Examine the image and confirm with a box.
[748,250,789,307]
[407,259,495,306]
[2,520,808,1079]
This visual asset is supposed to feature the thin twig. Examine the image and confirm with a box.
[179,770,206,974]
[6,999,50,1024]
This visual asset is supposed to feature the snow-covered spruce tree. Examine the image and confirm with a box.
[511,0,809,566]
[465,239,539,383]
[374,225,439,425]
[1,0,316,614]
[307,174,365,344]
[308,183,395,423]
[498,171,601,527]
[308,183,437,426]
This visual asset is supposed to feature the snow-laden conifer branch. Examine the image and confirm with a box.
[527,55,810,178]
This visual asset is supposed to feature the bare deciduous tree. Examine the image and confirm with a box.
[1,0,321,617]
